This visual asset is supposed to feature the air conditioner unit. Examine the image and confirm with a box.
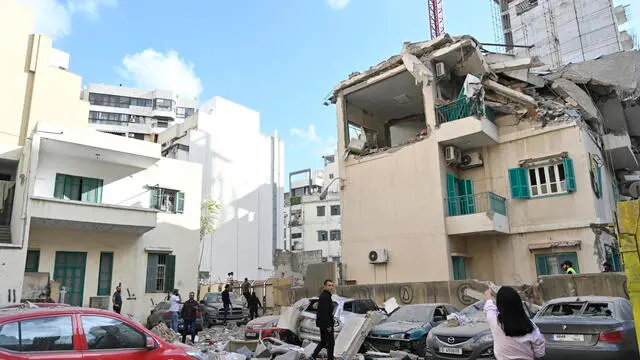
[444,146,461,165]
[435,62,447,78]
[459,151,484,170]
[368,249,389,264]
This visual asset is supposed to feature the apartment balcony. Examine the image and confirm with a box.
[30,196,157,234]
[604,133,639,170]
[445,192,509,235]
[435,97,499,151]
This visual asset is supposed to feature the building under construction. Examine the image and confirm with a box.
[491,0,634,69]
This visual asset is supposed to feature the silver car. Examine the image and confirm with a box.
[298,295,382,343]
[534,296,639,360]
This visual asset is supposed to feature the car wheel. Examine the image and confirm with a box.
[415,336,427,357]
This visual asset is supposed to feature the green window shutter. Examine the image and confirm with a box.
[176,192,185,213]
[564,158,576,192]
[459,179,475,215]
[97,252,113,296]
[150,188,159,209]
[54,174,66,199]
[96,179,103,203]
[446,173,459,216]
[24,250,40,272]
[508,168,530,199]
[145,254,159,293]
[165,255,176,292]
[452,257,466,280]
[81,178,103,203]
[535,255,549,276]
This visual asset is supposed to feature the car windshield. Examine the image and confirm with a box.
[540,302,614,317]
[388,305,433,323]
[458,301,487,321]
[205,293,222,303]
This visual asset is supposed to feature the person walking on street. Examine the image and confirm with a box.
[483,287,545,360]
[169,289,182,332]
[311,279,335,360]
[222,284,232,325]
[242,278,251,304]
[248,291,262,320]
[181,292,199,343]
[112,286,123,314]
[561,261,577,274]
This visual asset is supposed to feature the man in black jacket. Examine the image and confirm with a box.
[311,279,335,360]
[181,292,199,343]
[221,284,231,324]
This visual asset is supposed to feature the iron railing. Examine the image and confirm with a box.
[446,191,507,217]
[436,96,495,124]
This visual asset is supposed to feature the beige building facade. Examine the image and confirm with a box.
[0,0,203,322]
[331,35,629,286]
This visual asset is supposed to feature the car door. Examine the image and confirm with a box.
[79,315,160,360]
[20,315,81,359]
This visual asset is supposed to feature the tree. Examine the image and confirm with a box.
[198,199,221,281]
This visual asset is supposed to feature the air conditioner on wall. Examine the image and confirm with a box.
[368,249,389,264]
[459,151,484,170]
[444,146,461,165]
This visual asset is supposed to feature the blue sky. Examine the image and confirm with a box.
[16,0,639,180]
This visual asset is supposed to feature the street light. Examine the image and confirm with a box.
[319,177,343,201]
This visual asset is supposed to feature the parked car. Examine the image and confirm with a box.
[0,302,70,311]
[297,295,383,343]
[245,315,286,340]
[146,301,204,332]
[201,292,249,326]
[424,299,539,359]
[533,296,639,360]
[0,306,206,359]
[367,303,459,356]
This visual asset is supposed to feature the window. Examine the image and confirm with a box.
[175,107,194,118]
[130,98,153,107]
[452,256,467,280]
[535,252,579,276]
[154,98,173,111]
[97,252,113,296]
[89,111,131,125]
[54,174,103,203]
[20,316,74,351]
[316,206,325,217]
[24,250,40,272]
[88,93,131,108]
[508,158,576,199]
[129,133,145,140]
[331,256,341,263]
[0,322,19,351]
[330,230,341,241]
[317,231,328,242]
[329,173,334,179]
[291,233,302,239]
[145,253,175,293]
[150,187,184,214]
[330,205,341,216]
[155,121,169,128]
[81,316,146,350]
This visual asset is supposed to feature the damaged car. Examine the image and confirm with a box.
[424,299,539,359]
[201,292,249,326]
[366,303,459,357]
[245,315,287,340]
[298,295,383,343]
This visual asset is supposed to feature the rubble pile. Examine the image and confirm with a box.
[150,322,181,342]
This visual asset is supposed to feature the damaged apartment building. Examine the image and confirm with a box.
[329,33,640,285]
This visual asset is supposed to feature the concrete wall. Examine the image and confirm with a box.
[273,249,323,280]
[186,97,285,282]
[277,273,629,309]
[299,194,341,258]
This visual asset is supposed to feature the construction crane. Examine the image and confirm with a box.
[427,0,444,39]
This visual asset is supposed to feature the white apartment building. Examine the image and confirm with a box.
[0,1,202,322]
[158,97,285,282]
[493,0,634,69]
[285,155,342,261]
[81,84,197,141]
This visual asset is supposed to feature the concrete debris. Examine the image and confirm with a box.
[274,351,301,360]
[401,52,433,85]
[483,79,538,107]
[488,56,544,73]
[277,306,301,334]
[150,322,181,342]
[551,78,599,120]
[388,350,419,360]
[334,311,386,359]
[382,297,399,315]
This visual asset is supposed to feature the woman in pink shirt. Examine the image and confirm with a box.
[483,287,546,360]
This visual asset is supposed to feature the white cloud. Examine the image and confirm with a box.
[327,0,351,10]
[15,0,116,39]
[291,124,322,143]
[117,49,204,100]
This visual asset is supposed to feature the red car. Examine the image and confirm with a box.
[0,306,205,359]
[244,315,286,340]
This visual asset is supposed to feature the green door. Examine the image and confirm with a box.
[452,256,467,280]
[54,251,87,306]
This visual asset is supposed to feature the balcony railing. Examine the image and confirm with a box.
[436,96,495,124]
[446,192,507,217]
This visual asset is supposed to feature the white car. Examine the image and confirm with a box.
[297,295,384,342]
